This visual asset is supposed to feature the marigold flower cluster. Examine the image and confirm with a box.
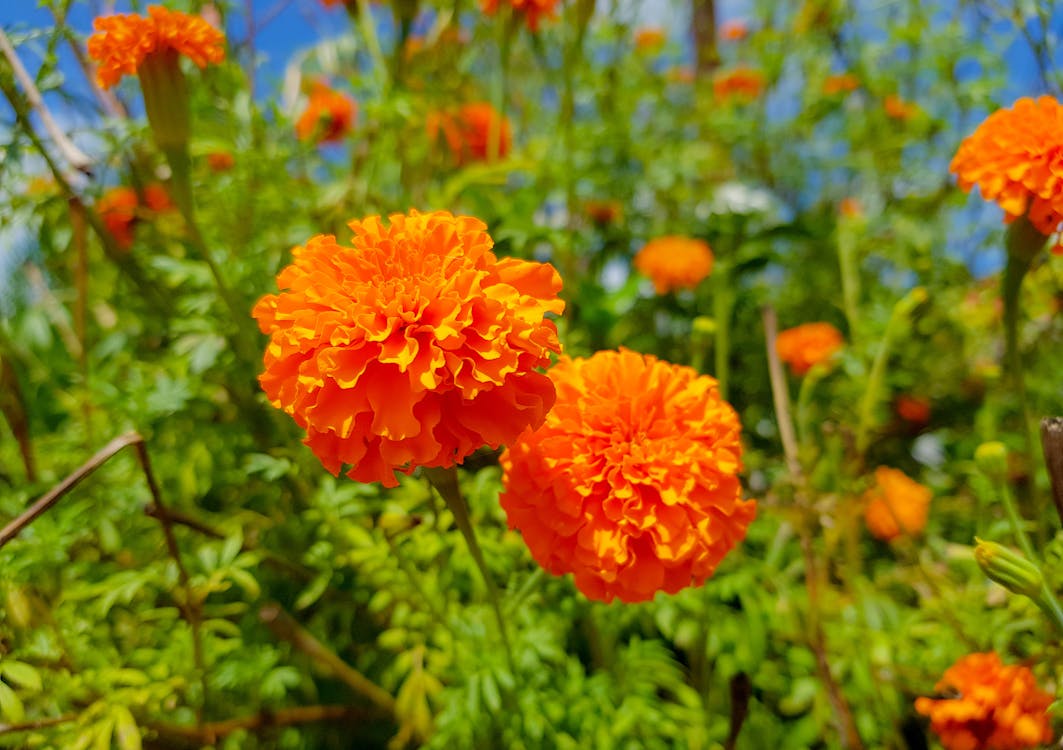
[87,5,225,89]
[634,236,714,294]
[775,322,844,376]
[712,67,766,102]
[863,466,931,541]
[252,210,564,487]
[427,103,512,164]
[500,349,756,603]
[915,652,1054,750]
[951,96,1063,240]
[295,81,357,144]
[97,184,173,249]
[480,0,560,31]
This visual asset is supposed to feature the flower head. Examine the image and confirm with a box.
[823,73,859,96]
[87,5,225,89]
[884,94,918,120]
[98,187,139,250]
[634,236,714,294]
[206,151,235,172]
[584,199,623,227]
[775,322,844,375]
[895,394,931,425]
[863,467,931,541]
[252,210,564,488]
[719,19,749,41]
[479,0,560,31]
[427,103,512,164]
[634,27,667,52]
[713,67,766,102]
[915,652,1053,750]
[500,349,755,603]
[951,96,1063,239]
[295,81,356,144]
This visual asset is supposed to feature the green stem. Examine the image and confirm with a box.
[355,0,389,90]
[795,365,825,450]
[994,473,1038,563]
[837,220,860,346]
[713,264,735,400]
[1035,583,1063,633]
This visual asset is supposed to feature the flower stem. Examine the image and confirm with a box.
[713,263,735,400]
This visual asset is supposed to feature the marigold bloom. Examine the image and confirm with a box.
[87,5,225,89]
[97,187,139,250]
[479,0,559,31]
[634,27,667,52]
[634,236,714,294]
[499,349,756,603]
[427,103,512,164]
[884,94,918,120]
[823,73,859,95]
[295,81,356,144]
[863,467,931,541]
[951,96,1063,239]
[206,151,235,172]
[719,19,749,41]
[895,394,931,425]
[713,67,766,102]
[774,322,844,375]
[252,210,564,488]
[142,183,173,213]
[915,652,1053,750]
[584,199,623,227]
[839,197,863,219]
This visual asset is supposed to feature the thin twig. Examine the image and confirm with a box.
[149,704,368,744]
[1040,418,1063,528]
[0,714,78,736]
[762,307,802,479]
[49,2,127,118]
[0,27,92,173]
[259,603,398,718]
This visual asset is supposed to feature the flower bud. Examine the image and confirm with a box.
[975,441,1008,479]
[974,538,1043,600]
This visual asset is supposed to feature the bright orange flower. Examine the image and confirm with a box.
[634,27,667,52]
[713,67,766,102]
[499,349,756,603]
[774,322,844,375]
[951,96,1063,239]
[719,19,749,41]
[427,103,512,164]
[895,394,931,425]
[87,5,225,89]
[206,151,235,172]
[915,652,1053,750]
[252,210,564,488]
[479,0,559,31]
[142,183,173,213]
[97,187,139,250]
[863,467,931,541]
[884,94,918,120]
[295,81,356,144]
[823,73,859,95]
[634,236,714,294]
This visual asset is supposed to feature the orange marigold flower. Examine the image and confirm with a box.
[951,96,1063,239]
[499,349,756,603]
[252,210,564,488]
[427,102,512,164]
[634,27,667,52]
[479,0,559,31]
[206,151,235,172]
[863,467,931,541]
[895,394,931,425]
[584,199,623,227]
[884,94,918,120]
[97,187,139,250]
[774,322,844,375]
[915,652,1054,750]
[823,73,859,95]
[295,81,356,144]
[634,236,714,294]
[719,19,749,41]
[87,5,225,89]
[142,183,173,213]
[713,67,766,102]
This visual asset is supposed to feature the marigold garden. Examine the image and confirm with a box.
[1,1,1062,748]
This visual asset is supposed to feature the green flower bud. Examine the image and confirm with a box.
[974,441,1008,479]
[974,538,1043,599]
[692,316,716,337]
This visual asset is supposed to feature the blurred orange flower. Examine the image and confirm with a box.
[713,67,766,102]
[915,652,1053,750]
[295,81,356,144]
[863,467,931,541]
[634,236,714,294]
[895,394,931,425]
[884,94,918,120]
[839,197,863,218]
[823,73,859,95]
[142,183,173,213]
[206,151,235,172]
[634,27,667,51]
[480,0,559,31]
[252,210,564,488]
[499,349,756,603]
[87,5,225,89]
[97,187,139,250]
[719,19,749,41]
[584,199,623,227]
[951,96,1063,239]
[427,102,512,163]
[775,322,843,375]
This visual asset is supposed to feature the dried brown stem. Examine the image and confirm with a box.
[259,603,397,718]
[691,0,720,76]
[149,704,368,744]
[0,714,78,736]
[1041,418,1063,528]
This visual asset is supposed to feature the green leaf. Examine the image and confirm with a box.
[112,705,141,750]
[1,660,41,691]
[0,681,25,723]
